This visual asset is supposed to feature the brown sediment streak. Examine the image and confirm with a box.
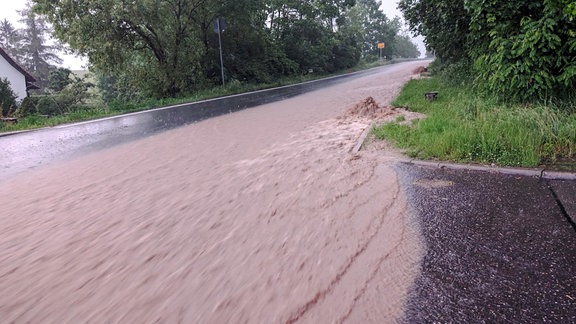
[286,170,402,323]
[336,211,409,324]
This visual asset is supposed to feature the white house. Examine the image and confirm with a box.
[0,47,37,102]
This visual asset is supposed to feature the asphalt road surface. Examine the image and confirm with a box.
[396,164,576,322]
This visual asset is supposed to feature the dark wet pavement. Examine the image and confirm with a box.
[396,163,576,322]
[0,65,390,181]
[551,180,576,225]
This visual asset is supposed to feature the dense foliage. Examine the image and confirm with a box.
[399,0,576,104]
[0,78,18,117]
[399,0,470,63]
[32,0,420,99]
[467,0,576,101]
[0,5,102,116]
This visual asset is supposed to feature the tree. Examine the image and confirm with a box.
[55,75,94,110]
[393,34,420,58]
[399,0,576,103]
[18,1,62,92]
[280,19,335,73]
[35,0,414,101]
[39,69,94,115]
[0,19,24,63]
[265,0,357,73]
[199,0,297,83]
[398,0,470,62]
[329,29,362,71]
[0,78,18,117]
[47,67,72,93]
[342,0,401,60]
[34,0,209,98]
[466,0,576,101]
[565,0,576,17]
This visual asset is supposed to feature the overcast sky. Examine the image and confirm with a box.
[381,0,403,19]
[1,0,423,70]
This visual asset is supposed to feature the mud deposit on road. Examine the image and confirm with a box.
[0,62,426,322]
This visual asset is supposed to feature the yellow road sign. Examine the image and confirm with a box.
[377,42,385,49]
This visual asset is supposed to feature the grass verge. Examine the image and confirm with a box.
[372,77,576,168]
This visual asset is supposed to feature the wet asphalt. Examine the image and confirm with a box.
[397,163,576,323]
[0,65,390,181]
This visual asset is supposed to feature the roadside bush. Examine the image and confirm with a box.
[427,59,474,87]
[25,77,95,117]
[0,78,18,117]
[57,78,93,109]
[36,96,62,116]
[17,96,41,117]
[48,67,73,93]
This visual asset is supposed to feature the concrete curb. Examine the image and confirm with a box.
[406,159,543,176]
[398,158,576,181]
[351,126,372,154]
[0,129,36,138]
[353,130,576,181]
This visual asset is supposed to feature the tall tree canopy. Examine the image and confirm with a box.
[34,0,420,99]
[398,0,470,62]
[400,0,576,102]
[0,19,24,63]
[0,4,62,93]
[34,0,210,98]
[348,0,399,59]
[18,1,62,90]
[393,34,421,59]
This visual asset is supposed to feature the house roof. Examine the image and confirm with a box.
[0,46,36,83]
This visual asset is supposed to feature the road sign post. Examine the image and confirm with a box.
[214,18,226,85]
[377,42,385,60]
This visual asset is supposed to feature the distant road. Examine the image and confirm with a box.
[0,62,419,181]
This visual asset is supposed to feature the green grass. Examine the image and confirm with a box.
[373,77,576,168]
[1,59,406,134]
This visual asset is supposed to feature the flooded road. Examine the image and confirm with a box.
[0,65,393,182]
[0,62,426,322]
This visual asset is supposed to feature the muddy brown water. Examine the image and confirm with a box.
[0,62,428,323]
